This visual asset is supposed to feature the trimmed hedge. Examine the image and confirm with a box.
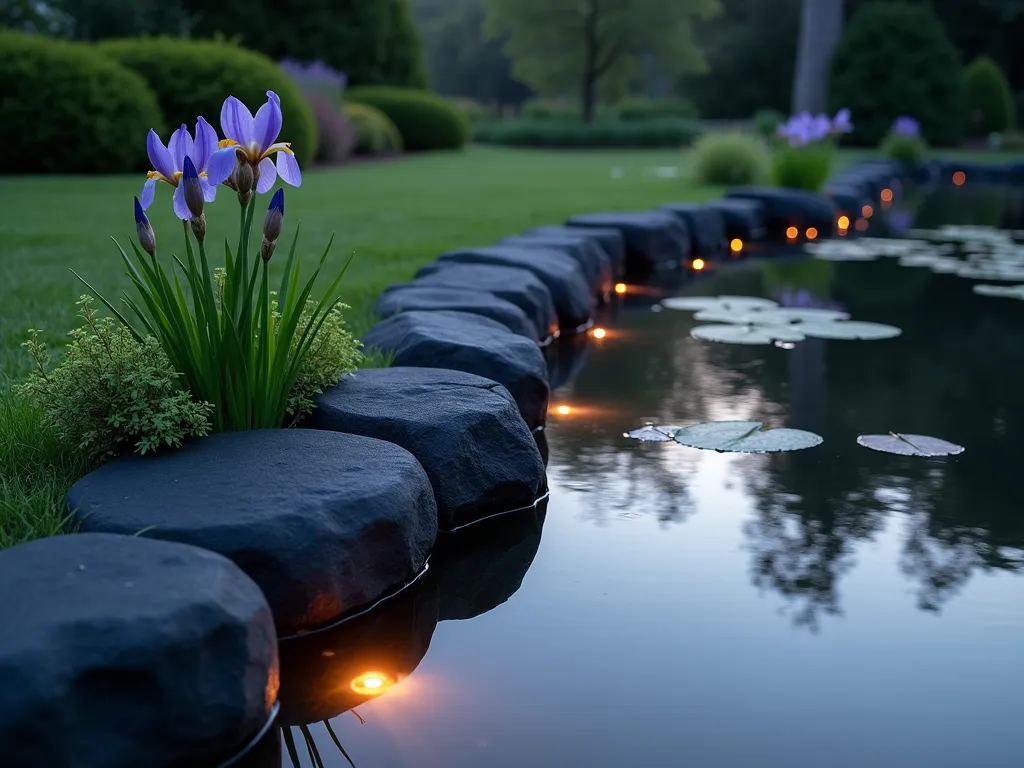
[616,97,699,122]
[473,119,702,148]
[963,56,1016,138]
[343,102,403,155]
[0,30,164,173]
[691,132,770,186]
[345,86,468,151]
[97,38,317,167]
[829,2,963,147]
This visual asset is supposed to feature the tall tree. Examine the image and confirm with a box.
[791,0,843,114]
[483,0,719,122]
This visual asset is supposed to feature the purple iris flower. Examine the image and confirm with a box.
[780,114,813,148]
[207,90,302,195]
[831,108,853,135]
[809,113,834,142]
[892,116,921,138]
[141,118,219,221]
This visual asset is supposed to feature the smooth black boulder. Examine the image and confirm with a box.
[565,211,690,279]
[705,199,766,242]
[726,186,838,240]
[375,284,540,342]
[362,310,550,429]
[308,367,547,531]
[527,224,627,277]
[660,203,728,259]
[823,183,870,218]
[0,533,278,768]
[411,263,559,344]
[500,233,613,298]
[423,245,594,331]
[68,430,437,637]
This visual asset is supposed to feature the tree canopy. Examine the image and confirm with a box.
[483,0,720,121]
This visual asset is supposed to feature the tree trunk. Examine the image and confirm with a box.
[791,0,844,115]
[581,0,598,123]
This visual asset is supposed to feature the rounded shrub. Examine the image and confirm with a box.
[0,30,163,173]
[617,97,699,121]
[345,86,468,151]
[97,37,317,167]
[880,133,929,166]
[343,102,403,155]
[752,109,787,140]
[691,132,770,186]
[829,2,963,147]
[963,56,1016,138]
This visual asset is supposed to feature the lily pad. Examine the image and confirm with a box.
[856,432,965,457]
[624,425,683,442]
[973,283,1024,299]
[744,307,851,324]
[692,308,761,323]
[691,324,806,345]
[672,421,823,454]
[956,264,1024,281]
[662,295,778,313]
[898,253,952,268]
[810,247,880,262]
[797,321,902,340]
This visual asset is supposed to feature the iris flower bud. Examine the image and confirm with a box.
[134,196,156,255]
[181,156,204,219]
[260,188,285,263]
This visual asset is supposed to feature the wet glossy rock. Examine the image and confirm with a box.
[308,367,546,531]
[424,245,594,331]
[565,211,690,279]
[411,263,559,343]
[0,532,278,768]
[362,310,550,429]
[527,224,627,277]
[68,430,437,636]
[726,187,838,240]
[705,198,767,242]
[500,232,613,298]
[660,203,728,259]
[375,284,540,342]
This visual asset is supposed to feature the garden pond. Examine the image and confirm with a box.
[259,184,1024,768]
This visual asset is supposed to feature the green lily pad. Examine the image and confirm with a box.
[973,284,1024,299]
[691,324,806,344]
[624,425,683,442]
[672,421,823,454]
[797,321,902,340]
[662,295,778,313]
[744,308,851,324]
[856,432,965,457]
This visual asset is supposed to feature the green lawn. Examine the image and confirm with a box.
[0,144,1019,547]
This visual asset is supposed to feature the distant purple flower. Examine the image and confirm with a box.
[888,209,913,235]
[141,118,219,220]
[280,58,348,101]
[207,91,302,195]
[809,113,833,142]
[892,116,921,138]
[831,108,853,135]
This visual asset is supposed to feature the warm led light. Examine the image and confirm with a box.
[692,258,705,271]
[805,227,818,240]
[862,205,873,218]
[614,282,627,295]
[837,215,850,229]
[555,405,571,415]
[351,672,394,696]
[880,188,893,203]
[785,226,798,241]
[953,171,966,186]
[855,218,869,232]
[592,327,607,339]
[730,238,743,253]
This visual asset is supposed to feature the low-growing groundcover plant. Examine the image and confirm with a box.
[881,116,929,166]
[771,109,852,191]
[691,132,770,186]
[19,89,361,462]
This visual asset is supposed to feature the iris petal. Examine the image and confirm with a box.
[167,124,193,172]
[200,176,218,203]
[253,94,283,155]
[207,147,238,186]
[146,130,175,179]
[192,117,219,172]
[221,96,255,146]
[276,151,302,187]
[256,157,277,193]
[172,184,191,221]
[140,177,157,209]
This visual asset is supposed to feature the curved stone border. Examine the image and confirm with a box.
[218,702,281,768]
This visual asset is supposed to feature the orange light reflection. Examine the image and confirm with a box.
[691,258,705,271]
[614,282,627,295]
[730,238,743,254]
[953,171,966,186]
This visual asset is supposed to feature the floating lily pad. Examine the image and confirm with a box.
[973,283,1024,299]
[672,421,823,454]
[690,324,806,345]
[810,247,879,262]
[797,320,902,340]
[744,307,851,324]
[692,308,759,323]
[856,432,965,457]
[857,238,933,256]
[898,253,950,268]
[624,425,683,442]
[662,295,778,312]
[957,264,1024,281]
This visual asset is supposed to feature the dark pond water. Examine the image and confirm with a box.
[266,186,1024,768]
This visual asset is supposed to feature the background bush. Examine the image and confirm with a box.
[880,133,929,166]
[346,86,468,150]
[771,144,833,192]
[98,37,318,167]
[343,102,404,155]
[962,56,1016,138]
[306,93,355,164]
[616,97,699,121]
[829,2,963,147]
[473,118,702,148]
[521,99,581,120]
[691,132,770,186]
[752,109,787,140]
[0,30,163,173]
